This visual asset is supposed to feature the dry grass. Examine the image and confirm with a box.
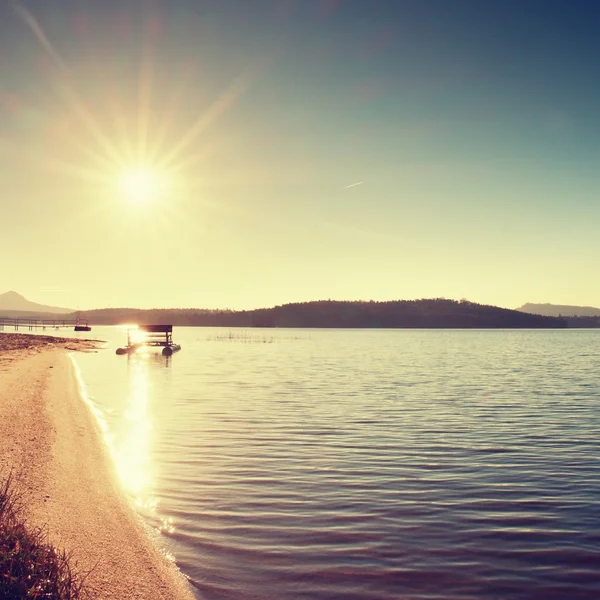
[0,472,88,600]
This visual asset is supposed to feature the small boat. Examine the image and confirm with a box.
[116,324,181,356]
[74,311,92,332]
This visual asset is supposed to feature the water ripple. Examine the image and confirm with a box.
[75,328,600,600]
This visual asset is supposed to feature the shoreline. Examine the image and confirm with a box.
[0,334,196,599]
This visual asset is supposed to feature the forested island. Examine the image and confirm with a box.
[67,299,577,328]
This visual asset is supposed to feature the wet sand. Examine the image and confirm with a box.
[0,333,196,600]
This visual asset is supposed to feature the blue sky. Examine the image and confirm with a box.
[1,0,600,309]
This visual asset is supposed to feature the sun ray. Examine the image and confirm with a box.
[54,82,125,168]
[156,74,248,171]
[108,102,137,166]
[146,60,199,165]
[137,20,156,164]
[52,125,119,173]
[156,51,276,173]
[40,159,115,185]
[13,2,124,169]
[12,3,67,70]
[159,145,216,177]
[103,67,137,165]
[158,51,277,173]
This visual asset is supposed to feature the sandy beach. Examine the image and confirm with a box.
[0,333,196,600]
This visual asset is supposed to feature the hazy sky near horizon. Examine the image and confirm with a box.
[2,0,600,310]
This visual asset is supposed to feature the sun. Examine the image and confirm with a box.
[118,167,166,206]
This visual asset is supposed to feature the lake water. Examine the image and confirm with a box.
[72,327,600,600]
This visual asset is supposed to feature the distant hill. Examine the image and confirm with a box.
[78,299,566,329]
[0,291,73,315]
[518,303,600,317]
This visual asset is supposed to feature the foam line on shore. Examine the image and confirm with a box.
[69,353,112,448]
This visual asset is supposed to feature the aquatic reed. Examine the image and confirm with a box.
[205,330,307,343]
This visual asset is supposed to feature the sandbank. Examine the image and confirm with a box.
[0,333,196,599]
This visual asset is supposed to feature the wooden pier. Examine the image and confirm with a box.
[116,325,181,356]
[0,317,91,332]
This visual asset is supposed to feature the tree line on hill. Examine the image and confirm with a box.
[72,299,573,328]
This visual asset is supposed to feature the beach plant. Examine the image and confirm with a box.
[0,472,88,600]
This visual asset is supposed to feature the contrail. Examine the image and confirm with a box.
[345,181,364,188]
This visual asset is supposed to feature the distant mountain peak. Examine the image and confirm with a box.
[518,302,600,317]
[0,291,73,314]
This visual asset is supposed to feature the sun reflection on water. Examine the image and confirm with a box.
[72,348,176,536]
[114,351,155,506]
[158,515,175,535]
